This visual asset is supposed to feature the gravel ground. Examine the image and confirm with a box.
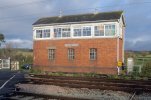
[16,84,132,100]
[135,93,151,100]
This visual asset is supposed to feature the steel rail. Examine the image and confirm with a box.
[26,77,151,93]
[29,74,151,84]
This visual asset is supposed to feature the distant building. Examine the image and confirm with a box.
[32,11,125,74]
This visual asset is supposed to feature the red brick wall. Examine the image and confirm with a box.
[33,38,123,74]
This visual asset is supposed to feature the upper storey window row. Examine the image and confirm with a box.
[34,24,116,39]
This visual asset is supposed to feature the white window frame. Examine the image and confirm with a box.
[36,30,43,38]
[89,48,97,60]
[43,29,51,38]
[54,28,62,38]
[73,26,92,38]
[82,26,91,36]
[104,24,116,36]
[48,49,55,60]
[62,28,71,37]
[68,48,75,60]
[54,27,71,38]
[73,28,82,37]
[35,29,51,39]
[33,22,118,40]
[94,25,104,36]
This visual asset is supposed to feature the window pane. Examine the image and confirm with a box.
[112,25,115,29]
[105,25,115,36]
[74,29,82,37]
[83,27,91,36]
[54,28,61,38]
[68,48,75,60]
[90,48,97,60]
[48,49,55,60]
[54,27,70,38]
[94,25,104,36]
[62,28,71,37]
[43,29,50,38]
[36,30,42,38]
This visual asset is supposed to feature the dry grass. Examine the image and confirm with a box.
[17,51,33,56]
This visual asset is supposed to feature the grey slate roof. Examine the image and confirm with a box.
[33,11,123,25]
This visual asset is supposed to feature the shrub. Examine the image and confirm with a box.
[30,69,42,74]
[141,61,151,77]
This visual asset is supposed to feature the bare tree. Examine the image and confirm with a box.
[4,42,16,58]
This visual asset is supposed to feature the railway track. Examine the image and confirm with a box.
[26,74,151,93]
[2,74,149,100]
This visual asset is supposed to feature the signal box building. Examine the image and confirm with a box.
[33,11,125,74]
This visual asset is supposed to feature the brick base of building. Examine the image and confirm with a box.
[33,66,117,75]
[33,38,123,75]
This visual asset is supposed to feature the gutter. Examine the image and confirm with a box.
[32,19,119,27]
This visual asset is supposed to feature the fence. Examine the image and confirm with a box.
[11,61,19,70]
[0,58,11,69]
[0,58,19,70]
[127,57,151,74]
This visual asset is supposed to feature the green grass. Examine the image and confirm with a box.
[29,70,102,78]
[30,70,150,80]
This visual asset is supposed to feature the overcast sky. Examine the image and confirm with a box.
[0,0,151,51]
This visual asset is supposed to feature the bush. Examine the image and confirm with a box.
[141,61,151,77]
[30,69,42,74]
[108,75,120,79]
